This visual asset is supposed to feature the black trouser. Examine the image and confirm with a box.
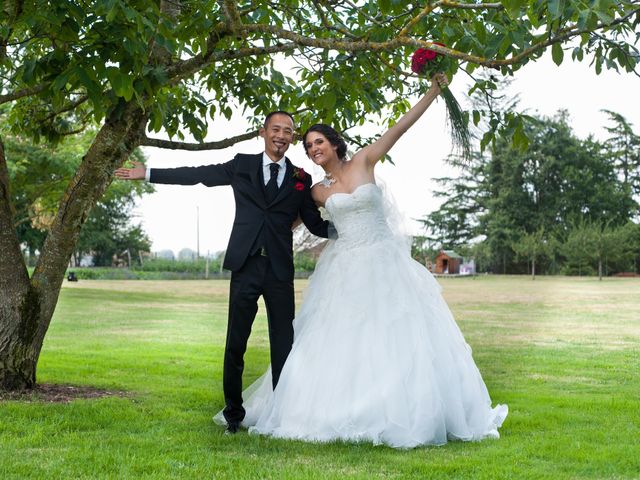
[222,254,295,425]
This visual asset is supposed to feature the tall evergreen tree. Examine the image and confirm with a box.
[602,110,640,209]
[423,111,639,273]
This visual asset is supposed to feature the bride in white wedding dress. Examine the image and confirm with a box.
[216,73,507,448]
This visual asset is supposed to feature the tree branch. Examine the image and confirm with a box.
[58,126,88,137]
[238,9,640,69]
[439,1,503,9]
[398,1,505,38]
[239,23,483,64]
[310,0,358,39]
[5,3,639,112]
[397,2,439,37]
[342,0,385,26]
[0,0,25,61]
[221,0,243,31]
[166,42,297,84]
[498,10,640,68]
[0,83,48,106]
[154,3,640,89]
[140,130,259,150]
[148,0,182,65]
[39,95,88,122]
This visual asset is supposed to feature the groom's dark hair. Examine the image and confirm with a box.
[303,124,348,160]
[264,110,295,128]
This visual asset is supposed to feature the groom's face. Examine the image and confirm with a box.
[260,114,295,161]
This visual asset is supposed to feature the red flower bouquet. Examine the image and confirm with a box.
[294,182,305,191]
[411,43,443,70]
[411,43,471,161]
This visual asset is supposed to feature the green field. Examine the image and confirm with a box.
[1,276,639,479]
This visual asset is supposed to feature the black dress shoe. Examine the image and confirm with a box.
[224,422,240,435]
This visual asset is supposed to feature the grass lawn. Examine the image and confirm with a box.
[1,275,639,479]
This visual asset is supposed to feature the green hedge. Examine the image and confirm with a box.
[64,267,231,280]
[132,258,222,273]
[29,257,317,281]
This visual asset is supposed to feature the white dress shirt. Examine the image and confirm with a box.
[262,152,286,187]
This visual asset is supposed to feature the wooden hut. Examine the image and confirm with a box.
[434,250,462,274]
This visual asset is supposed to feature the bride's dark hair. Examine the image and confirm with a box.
[303,124,348,160]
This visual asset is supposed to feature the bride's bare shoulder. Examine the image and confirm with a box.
[348,150,377,174]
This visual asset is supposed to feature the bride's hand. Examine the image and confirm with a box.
[430,72,449,95]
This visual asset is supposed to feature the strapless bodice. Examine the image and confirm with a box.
[325,183,393,248]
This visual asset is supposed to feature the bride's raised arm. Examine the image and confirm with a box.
[354,73,448,168]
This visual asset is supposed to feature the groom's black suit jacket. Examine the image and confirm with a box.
[150,153,329,281]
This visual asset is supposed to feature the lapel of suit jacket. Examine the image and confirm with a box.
[247,153,268,206]
[268,159,293,207]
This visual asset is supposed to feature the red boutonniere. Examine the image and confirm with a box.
[294,182,305,191]
[411,42,471,162]
[293,167,306,180]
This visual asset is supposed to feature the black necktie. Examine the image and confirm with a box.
[265,162,280,202]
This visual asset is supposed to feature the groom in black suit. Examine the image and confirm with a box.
[115,111,330,433]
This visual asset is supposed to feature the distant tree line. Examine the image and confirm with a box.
[420,108,640,278]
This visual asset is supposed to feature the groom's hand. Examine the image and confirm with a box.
[115,161,146,180]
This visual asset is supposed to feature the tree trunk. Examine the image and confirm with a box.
[0,136,36,389]
[0,287,44,390]
[0,103,148,391]
[532,258,536,280]
[598,258,603,281]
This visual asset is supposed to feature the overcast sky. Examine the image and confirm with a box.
[134,53,640,256]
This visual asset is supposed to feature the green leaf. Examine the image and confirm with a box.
[502,0,527,19]
[571,47,584,62]
[73,66,102,99]
[149,108,163,132]
[480,130,494,152]
[106,4,119,23]
[551,43,564,66]
[106,68,134,100]
[594,9,614,25]
[323,91,337,110]
[473,110,481,127]
[512,123,529,151]
[548,0,566,20]
[527,2,542,28]
[52,70,71,91]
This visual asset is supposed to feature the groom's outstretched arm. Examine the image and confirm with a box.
[148,158,236,187]
[115,158,236,187]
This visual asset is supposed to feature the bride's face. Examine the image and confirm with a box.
[305,132,338,166]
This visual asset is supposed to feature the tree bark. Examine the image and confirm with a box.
[0,103,148,390]
[0,136,35,389]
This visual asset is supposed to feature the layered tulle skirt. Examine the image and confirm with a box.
[217,236,507,448]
